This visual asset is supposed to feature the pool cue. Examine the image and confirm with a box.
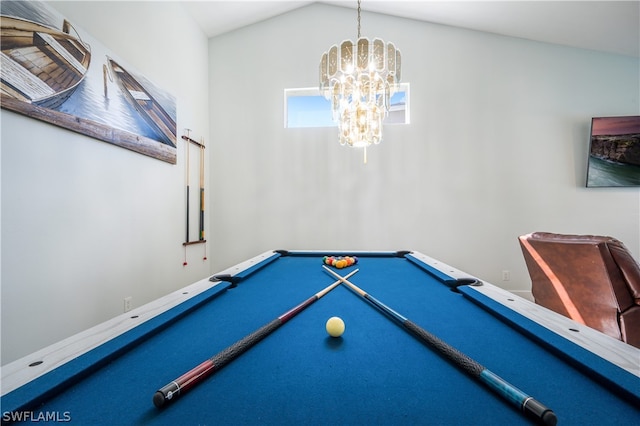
[184,131,191,244]
[153,269,359,409]
[198,139,205,241]
[322,266,557,426]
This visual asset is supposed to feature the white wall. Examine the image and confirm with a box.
[207,4,640,294]
[1,1,209,364]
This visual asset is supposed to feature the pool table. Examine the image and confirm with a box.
[2,250,639,425]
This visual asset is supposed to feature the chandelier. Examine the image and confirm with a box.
[319,0,401,162]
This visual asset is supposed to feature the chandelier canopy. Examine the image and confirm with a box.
[319,0,401,161]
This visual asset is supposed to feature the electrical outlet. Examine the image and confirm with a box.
[124,297,133,313]
[502,270,510,281]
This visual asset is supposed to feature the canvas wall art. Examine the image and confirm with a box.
[586,116,640,187]
[1,0,177,164]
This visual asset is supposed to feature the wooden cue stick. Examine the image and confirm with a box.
[185,134,191,243]
[153,268,359,409]
[322,266,557,426]
[199,140,205,241]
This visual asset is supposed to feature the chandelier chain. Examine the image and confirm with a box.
[357,0,361,38]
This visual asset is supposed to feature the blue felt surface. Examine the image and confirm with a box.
[3,253,639,425]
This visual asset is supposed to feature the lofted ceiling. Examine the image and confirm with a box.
[182,1,639,58]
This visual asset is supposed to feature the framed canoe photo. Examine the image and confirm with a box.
[1,1,177,164]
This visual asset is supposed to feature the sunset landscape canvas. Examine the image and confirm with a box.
[586,116,640,187]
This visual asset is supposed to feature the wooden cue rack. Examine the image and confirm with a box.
[181,131,207,264]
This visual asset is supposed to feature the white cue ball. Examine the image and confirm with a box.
[326,316,345,337]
